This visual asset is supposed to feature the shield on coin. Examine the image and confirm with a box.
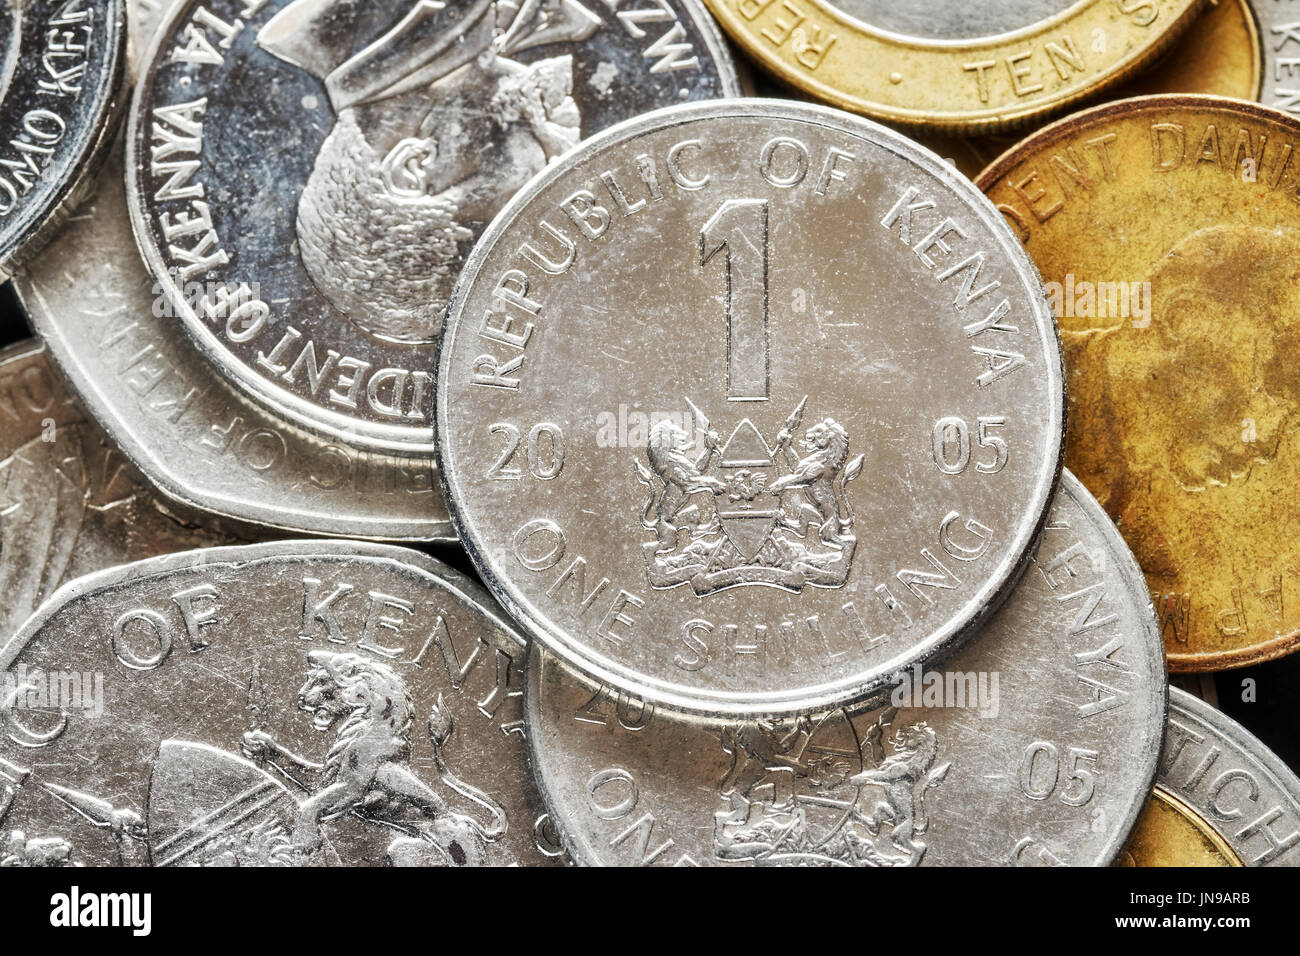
[147,740,319,867]
[715,420,780,560]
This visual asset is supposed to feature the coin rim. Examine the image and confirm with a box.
[0,539,527,672]
[122,0,743,454]
[438,97,1067,717]
[1161,686,1300,865]
[0,0,128,281]
[701,0,1207,133]
[12,151,459,543]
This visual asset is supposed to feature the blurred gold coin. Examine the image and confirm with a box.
[924,0,1261,177]
[977,96,1300,671]
[704,0,1206,132]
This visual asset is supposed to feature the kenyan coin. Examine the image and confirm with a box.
[1255,0,1300,117]
[1117,687,1300,865]
[526,471,1166,866]
[701,0,1204,133]
[126,0,740,453]
[924,0,1263,179]
[437,99,1066,716]
[0,339,232,641]
[977,95,1300,671]
[13,144,454,541]
[0,541,556,866]
[0,0,128,280]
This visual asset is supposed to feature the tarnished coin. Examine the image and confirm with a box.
[0,339,231,640]
[13,145,454,541]
[924,0,1262,178]
[0,541,557,866]
[1118,687,1300,866]
[977,95,1300,671]
[701,0,1204,132]
[126,0,739,453]
[526,471,1165,866]
[438,99,1065,716]
[0,0,127,279]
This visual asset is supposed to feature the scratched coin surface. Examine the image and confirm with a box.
[526,471,1165,866]
[0,0,127,279]
[978,95,1300,671]
[438,100,1065,716]
[126,0,739,452]
[13,144,454,541]
[0,541,558,866]
[1117,688,1300,866]
[701,0,1204,132]
[0,339,231,641]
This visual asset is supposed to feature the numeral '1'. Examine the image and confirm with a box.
[701,199,770,401]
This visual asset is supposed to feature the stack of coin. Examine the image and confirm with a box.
[0,0,1294,869]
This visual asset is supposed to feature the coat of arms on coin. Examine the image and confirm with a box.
[634,399,864,594]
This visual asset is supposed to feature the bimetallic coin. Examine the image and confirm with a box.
[526,472,1166,866]
[702,0,1205,132]
[0,339,232,640]
[0,0,127,279]
[977,95,1300,671]
[438,99,1066,716]
[0,541,555,866]
[920,0,1263,179]
[126,0,740,453]
[1118,688,1300,866]
[13,146,454,541]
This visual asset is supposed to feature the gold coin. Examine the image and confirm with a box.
[924,0,1261,177]
[704,0,1207,132]
[976,95,1300,671]
[1116,787,1243,866]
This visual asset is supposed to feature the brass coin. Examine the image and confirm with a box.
[1116,786,1243,866]
[703,0,1206,132]
[925,0,1261,178]
[976,95,1300,671]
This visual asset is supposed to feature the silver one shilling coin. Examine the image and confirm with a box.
[0,541,561,866]
[14,144,456,541]
[1138,687,1300,866]
[0,339,234,642]
[438,98,1066,716]
[0,0,127,280]
[526,471,1166,866]
[125,0,740,453]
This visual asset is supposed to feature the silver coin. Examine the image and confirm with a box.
[1253,0,1300,117]
[827,0,1077,41]
[1146,687,1300,866]
[0,0,127,280]
[127,0,171,71]
[125,0,739,453]
[0,540,558,866]
[525,471,1165,866]
[438,99,1066,716]
[0,339,234,640]
[13,143,455,541]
